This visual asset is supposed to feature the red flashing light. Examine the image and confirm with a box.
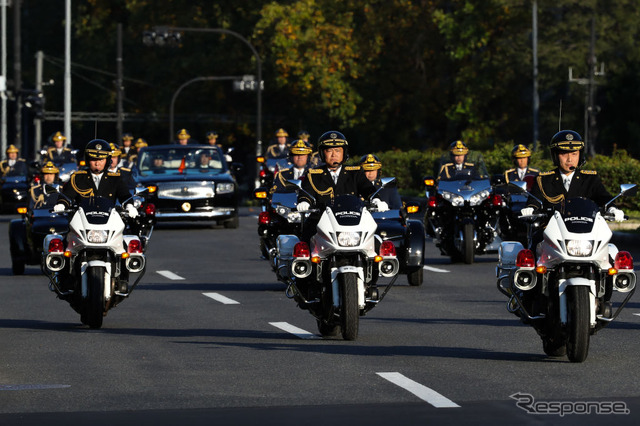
[293,242,310,258]
[428,196,438,208]
[258,211,271,225]
[128,239,143,254]
[48,238,64,253]
[145,203,156,216]
[516,249,535,268]
[259,169,267,178]
[380,241,396,257]
[491,194,503,206]
[615,251,634,270]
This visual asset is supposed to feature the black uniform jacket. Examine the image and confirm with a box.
[30,184,59,209]
[504,167,539,183]
[58,170,131,207]
[265,143,290,160]
[299,165,376,208]
[270,166,308,195]
[0,159,28,177]
[438,162,476,180]
[45,147,76,163]
[529,168,612,209]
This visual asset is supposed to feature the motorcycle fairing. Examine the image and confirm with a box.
[66,202,126,255]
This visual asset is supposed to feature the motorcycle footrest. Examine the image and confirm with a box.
[114,291,129,297]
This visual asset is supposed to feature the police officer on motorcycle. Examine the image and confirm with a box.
[504,144,539,184]
[44,131,76,164]
[360,154,402,209]
[29,161,60,209]
[521,130,624,221]
[1,144,28,177]
[53,139,138,220]
[438,140,477,180]
[270,139,312,194]
[265,128,290,160]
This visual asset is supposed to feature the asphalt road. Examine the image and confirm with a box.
[1,207,639,425]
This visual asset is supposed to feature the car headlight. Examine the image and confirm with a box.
[216,183,235,194]
[469,190,490,206]
[87,230,109,243]
[442,191,464,207]
[566,239,593,257]
[337,232,361,247]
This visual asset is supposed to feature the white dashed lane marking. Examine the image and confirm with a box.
[423,265,450,273]
[203,292,240,305]
[269,322,321,339]
[156,270,185,280]
[376,372,460,408]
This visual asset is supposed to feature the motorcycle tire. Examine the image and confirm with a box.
[86,266,106,329]
[566,286,591,363]
[340,273,360,341]
[317,320,340,337]
[542,333,567,357]
[407,268,424,286]
[462,223,474,265]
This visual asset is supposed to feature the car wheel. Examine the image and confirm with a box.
[223,216,239,229]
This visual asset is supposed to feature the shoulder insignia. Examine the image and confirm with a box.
[539,171,554,176]
[309,169,324,174]
[119,167,131,172]
[464,162,475,166]
[580,170,597,175]
[443,163,453,167]
[74,170,88,175]
[505,168,515,173]
[107,172,121,177]
[279,167,291,173]
[528,168,539,172]
[345,166,361,171]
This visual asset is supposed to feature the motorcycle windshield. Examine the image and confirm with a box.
[557,197,599,234]
[78,196,115,225]
[330,195,364,226]
[271,191,297,208]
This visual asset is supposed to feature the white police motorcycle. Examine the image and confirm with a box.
[497,182,637,362]
[43,192,147,328]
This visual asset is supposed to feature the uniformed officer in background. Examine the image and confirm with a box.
[44,131,76,164]
[438,140,477,180]
[270,139,313,194]
[504,144,539,184]
[1,145,28,177]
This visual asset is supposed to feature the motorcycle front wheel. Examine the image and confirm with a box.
[317,320,340,337]
[85,266,106,329]
[462,223,474,264]
[566,286,590,362]
[340,273,359,341]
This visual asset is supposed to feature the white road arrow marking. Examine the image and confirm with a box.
[269,322,321,339]
[203,292,240,305]
[376,372,460,408]
[156,270,185,280]
[423,265,450,273]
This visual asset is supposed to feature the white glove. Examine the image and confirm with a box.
[53,203,66,213]
[297,201,310,212]
[607,206,625,222]
[371,198,389,212]
[126,204,139,218]
[520,207,534,216]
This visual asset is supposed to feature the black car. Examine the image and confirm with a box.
[1,173,30,214]
[132,145,239,228]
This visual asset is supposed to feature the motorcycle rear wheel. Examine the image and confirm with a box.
[566,286,591,362]
[462,223,474,264]
[86,266,106,329]
[407,268,424,286]
[340,273,359,341]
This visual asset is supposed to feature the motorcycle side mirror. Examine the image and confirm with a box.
[288,179,317,205]
[491,174,505,186]
[605,183,638,211]
[509,181,528,192]
[40,149,48,156]
[134,186,150,196]
[370,177,396,201]
[44,183,61,194]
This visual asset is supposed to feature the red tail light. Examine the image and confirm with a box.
[144,203,156,216]
[258,211,271,225]
[48,238,64,253]
[128,239,143,254]
[491,194,503,206]
[615,251,633,270]
[293,242,310,258]
[516,249,535,268]
[259,169,267,178]
[428,196,438,208]
[380,241,396,257]
[33,175,41,184]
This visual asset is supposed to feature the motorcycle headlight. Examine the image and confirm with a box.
[566,239,593,257]
[442,191,464,207]
[469,190,490,206]
[337,232,361,247]
[216,183,235,194]
[87,229,109,243]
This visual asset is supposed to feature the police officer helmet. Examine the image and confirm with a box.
[289,139,313,158]
[206,131,218,140]
[109,143,122,158]
[177,129,190,139]
[84,139,111,162]
[41,161,60,175]
[6,144,19,155]
[360,154,382,171]
[512,144,531,159]
[122,133,134,142]
[275,128,288,138]
[317,131,349,164]
[449,140,469,156]
[52,131,66,143]
[135,138,148,149]
[297,130,310,139]
[549,130,585,168]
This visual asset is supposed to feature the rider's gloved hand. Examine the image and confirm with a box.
[126,204,139,218]
[371,198,389,212]
[520,207,534,216]
[53,203,66,213]
[607,206,625,222]
[297,201,310,212]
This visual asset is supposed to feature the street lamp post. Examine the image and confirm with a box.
[145,26,263,155]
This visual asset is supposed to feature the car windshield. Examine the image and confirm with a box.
[137,147,226,176]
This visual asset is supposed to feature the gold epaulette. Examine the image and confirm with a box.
[74,170,88,175]
[442,162,453,167]
[505,168,515,173]
[539,171,554,176]
[345,165,361,171]
[529,168,539,172]
[279,168,291,173]
[107,172,120,177]
[309,169,323,174]
[119,167,131,172]
[464,162,475,166]
[580,170,597,175]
